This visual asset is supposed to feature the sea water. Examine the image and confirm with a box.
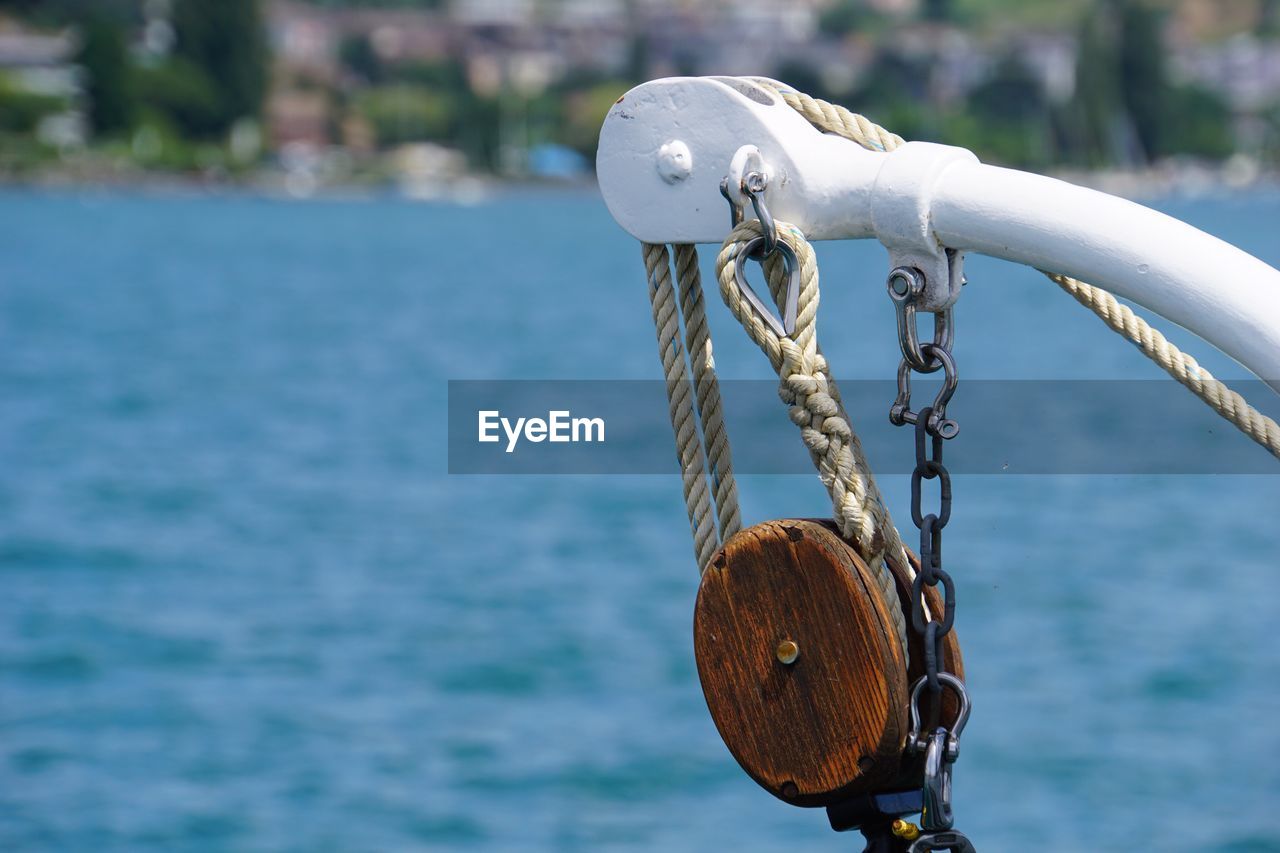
[2,188,1278,851]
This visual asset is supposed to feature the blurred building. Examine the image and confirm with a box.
[0,21,85,147]
[244,0,1280,174]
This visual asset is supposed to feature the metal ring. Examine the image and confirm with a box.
[890,351,960,438]
[889,360,916,426]
[914,406,945,461]
[907,672,971,753]
[919,346,960,439]
[733,236,799,338]
[911,460,952,528]
[909,563,954,635]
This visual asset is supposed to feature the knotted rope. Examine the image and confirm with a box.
[714,219,908,646]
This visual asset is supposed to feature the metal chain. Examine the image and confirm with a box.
[910,405,955,729]
[887,265,974,851]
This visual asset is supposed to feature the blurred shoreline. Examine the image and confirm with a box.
[3,155,1276,205]
[6,1,1280,199]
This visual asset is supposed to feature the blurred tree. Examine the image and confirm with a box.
[0,73,66,133]
[626,34,649,83]
[340,34,384,84]
[1265,0,1280,34]
[393,59,467,89]
[923,0,953,22]
[411,59,506,169]
[623,0,648,81]
[773,61,837,104]
[1262,100,1280,166]
[171,0,267,135]
[818,0,873,37]
[295,0,443,5]
[455,92,501,170]
[76,15,135,136]
[0,0,134,26]
[961,55,1051,166]
[857,49,931,105]
[1067,5,1122,166]
[854,49,934,140]
[357,85,451,145]
[673,52,698,78]
[1064,0,1233,165]
[1163,84,1233,159]
[558,81,630,161]
[968,55,1044,122]
[135,59,224,139]
[1116,0,1168,163]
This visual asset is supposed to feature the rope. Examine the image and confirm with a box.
[747,78,904,152]
[643,242,747,572]
[642,242,720,572]
[751,77,1280,464]
[1050,274,1280,458]
[673,244,744,539]
[714,218,908,648]
[637,83,915,619]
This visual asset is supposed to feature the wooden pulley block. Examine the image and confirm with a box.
[693,519,963,807]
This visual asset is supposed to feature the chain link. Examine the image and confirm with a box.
[908,406,956,727]
[888,265,972,846]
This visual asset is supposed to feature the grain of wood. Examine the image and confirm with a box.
[693,520,910,806]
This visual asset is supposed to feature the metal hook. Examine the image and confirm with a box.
[890,345,959,438]
[904,674,970,834]
[888,267,954,374]
[721,170,779,258]
[742,171,777,257]
[906,673,971,759]
[733,235,799,337]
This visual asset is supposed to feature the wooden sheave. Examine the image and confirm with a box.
[693,519,963,807]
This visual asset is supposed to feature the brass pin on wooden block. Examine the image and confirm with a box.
[694,519,909,806]
[776,639,800,665]
[693,519,965,808]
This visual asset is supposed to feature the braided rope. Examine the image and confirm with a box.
[754,78,1280,464]
[714,219,908,648]
[1050,274,1280,458]
[642,242,720,572]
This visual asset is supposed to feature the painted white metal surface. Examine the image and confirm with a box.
[932,163,1280,391]
[597,76,886,244]
[597,77,1280,390]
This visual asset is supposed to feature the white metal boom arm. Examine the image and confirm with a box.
[596,77,1280,390]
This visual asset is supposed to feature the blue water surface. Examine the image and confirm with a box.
[1,187,1278,852]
